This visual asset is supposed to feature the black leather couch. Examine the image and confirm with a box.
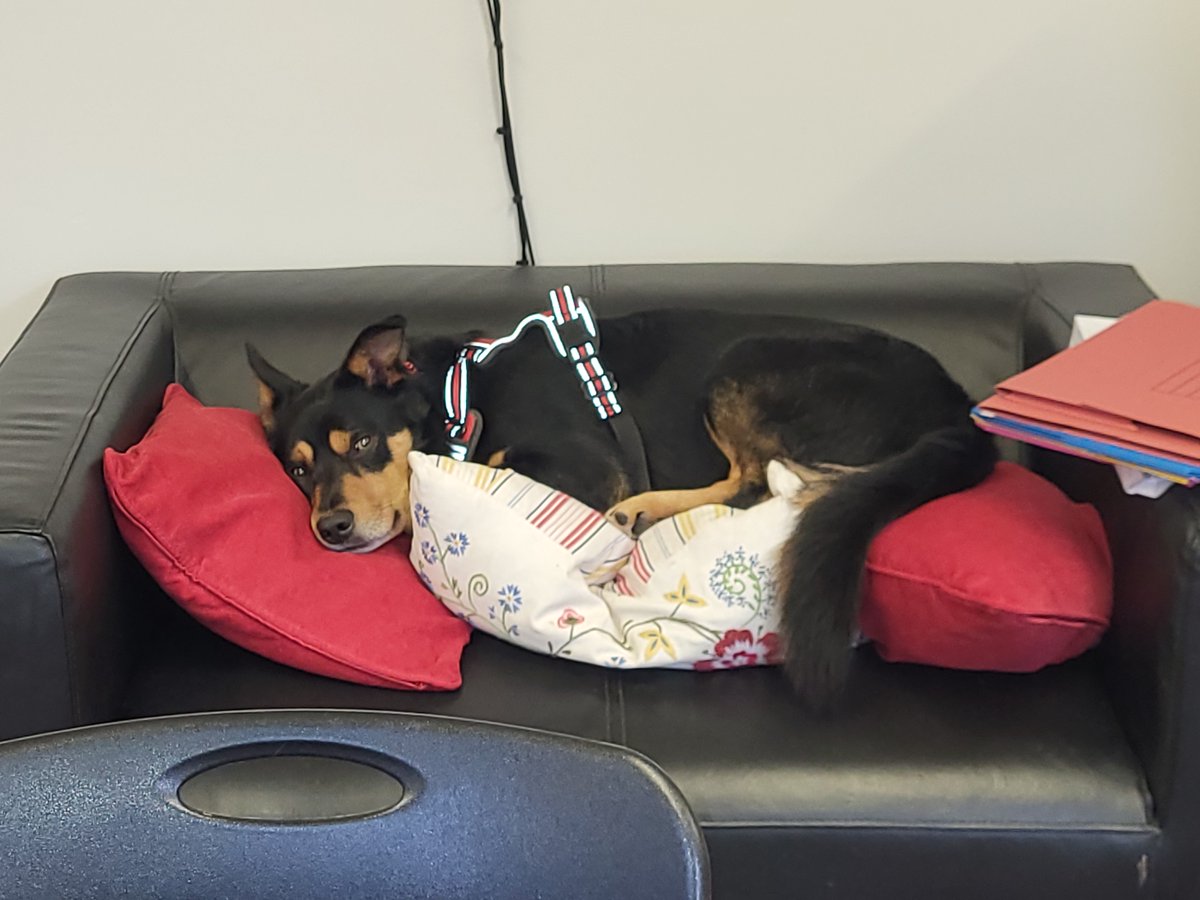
[2,262,1195,899]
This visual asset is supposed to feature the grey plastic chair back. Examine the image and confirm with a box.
[0,710,709,899]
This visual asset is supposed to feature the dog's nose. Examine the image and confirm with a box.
[316,509,355,545]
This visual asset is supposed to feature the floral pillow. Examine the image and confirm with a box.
[407,451,797,670]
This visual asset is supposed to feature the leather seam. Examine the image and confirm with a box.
[1016,263,1038,376]
[39,273,172,724]
[1021,262,1072,330]
[1158,559,1200,836]
[616,676,628,746]
[45,533,77,723]
[40,289,170,525]
[0,530,75,728]
[161,271,188,388]
[603,674,612,743]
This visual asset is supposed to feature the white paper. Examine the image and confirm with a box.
[1068,314,1119,348]
[1114,465,1174,499]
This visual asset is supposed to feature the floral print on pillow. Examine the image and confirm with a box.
[408,451,802,670]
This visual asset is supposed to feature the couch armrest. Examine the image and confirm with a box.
[0,273,173,739]
[1039,452,1200,894]
[1017,264,1200,892]
[1017,263,1200,890]
[1018,262,1156,365]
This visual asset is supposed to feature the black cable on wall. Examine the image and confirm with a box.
[486,0,536,266]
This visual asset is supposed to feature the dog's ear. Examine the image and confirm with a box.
[246,343,306,436]
[340,315,411,390]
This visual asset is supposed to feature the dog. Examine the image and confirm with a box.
[248,306,996,707]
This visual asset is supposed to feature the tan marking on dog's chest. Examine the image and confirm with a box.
[386,430,413,459]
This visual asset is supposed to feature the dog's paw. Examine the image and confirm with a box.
[605,497,658,537]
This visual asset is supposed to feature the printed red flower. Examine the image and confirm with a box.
[693,629,782,670]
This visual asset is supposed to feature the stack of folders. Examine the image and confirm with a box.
[972,300,1200,487]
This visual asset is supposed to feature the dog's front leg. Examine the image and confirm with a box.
[605,477,743,536]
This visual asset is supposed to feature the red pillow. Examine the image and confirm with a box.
[861,462,1112,672]
[103,384,471,690]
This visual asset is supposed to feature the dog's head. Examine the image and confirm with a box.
[247,316,434,552]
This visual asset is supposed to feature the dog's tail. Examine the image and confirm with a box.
[779,422,996,709]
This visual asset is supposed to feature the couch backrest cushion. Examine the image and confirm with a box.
[166,263,1043,413]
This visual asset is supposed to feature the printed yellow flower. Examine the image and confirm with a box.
[639,627,678,661]
[663,575,707,608]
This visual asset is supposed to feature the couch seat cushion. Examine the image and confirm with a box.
[123,606,1149,831]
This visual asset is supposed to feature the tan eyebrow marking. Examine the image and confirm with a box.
[328,429,352,456]
[290,441,314,467]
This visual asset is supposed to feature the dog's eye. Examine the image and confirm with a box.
[353,435,374,453]
[290,464,308,479]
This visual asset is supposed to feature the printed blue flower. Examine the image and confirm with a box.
[497,583,523,614]
[420,541,439,565]
[414,503,431,528]
[444,532,470,556]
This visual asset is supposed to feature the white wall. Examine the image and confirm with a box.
[2,1,1197,357]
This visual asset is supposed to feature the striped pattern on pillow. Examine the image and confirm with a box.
[429,455,633,579]
[611,504,738,596]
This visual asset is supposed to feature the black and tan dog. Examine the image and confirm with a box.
[248,308,995,707]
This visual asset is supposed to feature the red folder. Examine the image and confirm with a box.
[978,300,1200,457]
